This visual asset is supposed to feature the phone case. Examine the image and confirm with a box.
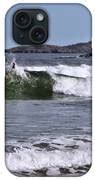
[5,3,92,177]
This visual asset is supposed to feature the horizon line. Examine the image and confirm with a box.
[6,40,91,50]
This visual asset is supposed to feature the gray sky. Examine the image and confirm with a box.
[5,3,92,49]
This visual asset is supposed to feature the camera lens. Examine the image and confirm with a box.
[29,26,47,44]
[14,11,31,29]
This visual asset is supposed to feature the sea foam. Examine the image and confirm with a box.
[6,135,91,176]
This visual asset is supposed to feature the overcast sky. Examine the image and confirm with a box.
[5,3,92,48]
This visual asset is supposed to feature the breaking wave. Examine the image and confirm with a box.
[6,63,91,98]
[6,135,91,176]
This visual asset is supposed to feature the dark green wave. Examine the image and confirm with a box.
[5,71,54,99]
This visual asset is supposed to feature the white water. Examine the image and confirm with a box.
[7,63,91,97]
[6,135,91,173]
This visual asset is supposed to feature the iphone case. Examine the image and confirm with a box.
[5,3,92,177]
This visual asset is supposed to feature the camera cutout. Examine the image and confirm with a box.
[13,9,48,45]
[29,26,47,44]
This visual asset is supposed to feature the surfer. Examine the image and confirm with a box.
[12,62,15,69]
[11,60,16,69]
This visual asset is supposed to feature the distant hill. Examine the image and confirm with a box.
[5,41,92,54]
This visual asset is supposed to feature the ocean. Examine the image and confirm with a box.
[5,53,92,176]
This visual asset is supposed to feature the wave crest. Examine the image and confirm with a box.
[6,63,91,98]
